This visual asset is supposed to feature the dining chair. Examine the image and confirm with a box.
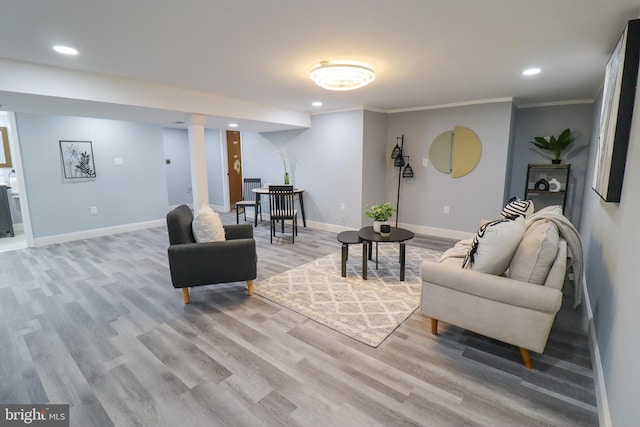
[236,178,262,225]
[268,185,298,243]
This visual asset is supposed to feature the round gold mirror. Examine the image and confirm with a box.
[429,126,481,178]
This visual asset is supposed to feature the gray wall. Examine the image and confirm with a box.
[580,90,639,427]
[243,110,364,228]
[162,127,224,208]
[510,103,594,225]
[163,128,192,206]
[386,101,513,234]
[362,110,389,225]
[15,113,169,238]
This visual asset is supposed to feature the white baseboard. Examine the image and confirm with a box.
[397,222,474,241]
[31,219,166,247]
[583,273,612,427]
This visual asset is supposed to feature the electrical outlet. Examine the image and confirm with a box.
[114,157,124,166]
[340,203,345,212]
[90,206,98,215]
[422,158,429,167]
[443,205,450,215]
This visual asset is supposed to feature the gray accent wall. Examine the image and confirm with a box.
[510,103,594,225]
[362,110,389,225]
[243,110,365,228]
[15,113,169,238]
[386,101,513,234]
[580,90,639,427]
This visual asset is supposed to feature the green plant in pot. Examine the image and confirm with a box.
[529,128,575,164]
[365,202,396,233]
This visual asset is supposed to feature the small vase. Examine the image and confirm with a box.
[373,220,389,233]
[379,224,391,237]
[284,172,290,185]
[551,159,561,164]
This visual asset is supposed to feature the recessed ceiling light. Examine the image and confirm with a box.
[523,67,541,76]
[310,60,375,91]
[228,123,238,128]
[53,45,79,55]
[312,101,323,107]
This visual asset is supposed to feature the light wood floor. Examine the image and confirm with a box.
[0,212,597,426]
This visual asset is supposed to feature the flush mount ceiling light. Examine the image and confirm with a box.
[310,61,375,91]
[53,45,78,55]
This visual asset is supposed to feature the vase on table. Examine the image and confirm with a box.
[373,220,389,233]
[284,172,290,185]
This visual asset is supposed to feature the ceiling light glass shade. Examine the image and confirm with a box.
[523,67,541,76]
[310,61,375,91]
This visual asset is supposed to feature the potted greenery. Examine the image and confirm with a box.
[365,202,396,233]
[529,128,575,164]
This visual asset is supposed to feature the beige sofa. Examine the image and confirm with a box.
[420,212,573,369]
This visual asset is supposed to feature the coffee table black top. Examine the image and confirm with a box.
[358,226,414,243]
[337,231,363,244]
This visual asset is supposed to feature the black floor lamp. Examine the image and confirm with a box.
[391,135,414,227]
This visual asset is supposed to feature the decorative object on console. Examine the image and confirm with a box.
[365,202,395,233]
[593,18,640,203]
[429,126,482,178]
[535,178,550,191]
[529,128,575,164]
[390,135,414,226]
[379,223,391,237]
[548,178,561,192]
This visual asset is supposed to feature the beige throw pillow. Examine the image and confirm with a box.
[192,205,226,242]
[508,219,559,284]
[462,216,525,275]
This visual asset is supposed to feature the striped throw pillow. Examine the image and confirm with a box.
[500,197,534,219]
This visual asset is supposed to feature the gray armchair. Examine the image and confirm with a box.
[166,205,257,303]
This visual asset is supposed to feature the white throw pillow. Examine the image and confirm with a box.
[462,216,525,275]
[500,197,534,219]
[192,205,226,242]
[508,220,559,284]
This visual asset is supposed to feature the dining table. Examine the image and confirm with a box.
[251,187,306,228]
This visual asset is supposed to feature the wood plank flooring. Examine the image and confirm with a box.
[0,212,598,426]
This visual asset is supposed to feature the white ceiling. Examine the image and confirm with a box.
[1,0,639,131]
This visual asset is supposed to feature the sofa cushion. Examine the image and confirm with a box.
[500,197,534,219]
[508,219,559,285]
[462,216,525,275]
[192,205,226,242]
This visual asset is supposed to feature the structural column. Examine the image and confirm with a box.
[188,114,208,210]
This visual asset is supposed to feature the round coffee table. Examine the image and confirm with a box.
[358,226,415,281]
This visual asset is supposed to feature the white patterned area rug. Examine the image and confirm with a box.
[255,245,442,347]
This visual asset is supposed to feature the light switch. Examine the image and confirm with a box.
[114,157,124,166]
[422,158,429,167]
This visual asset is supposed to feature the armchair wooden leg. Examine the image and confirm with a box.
[247,280,254,296]
[182,288,190,304]
[519,347,532,369]
[431,318,438,335]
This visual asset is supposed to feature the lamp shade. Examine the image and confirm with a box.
[391,144,402,159]
[402,163,414,178]
[310,61,375,91]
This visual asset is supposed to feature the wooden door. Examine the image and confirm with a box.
[226,130,243,208]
